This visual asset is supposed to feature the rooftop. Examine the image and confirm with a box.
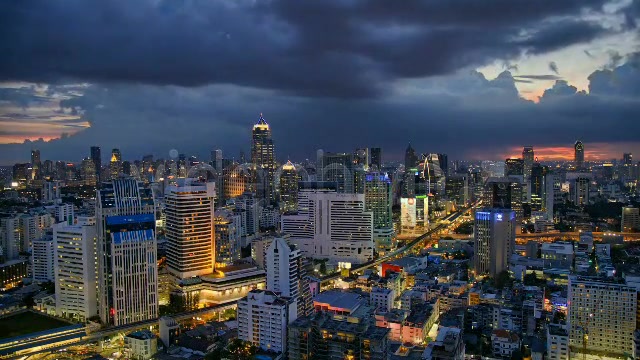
[127,330,156,341]
[313,290,365,313]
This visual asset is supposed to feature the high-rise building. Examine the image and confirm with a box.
[281,185,374,264]
[210,149,223,172]
[32,236,55,282]
[91,146,101,184]
[437,153,449,177]
[474,209,516,277]
[165,179,216,279]
[571,177,590,206]
[81,158,97,185]
[251,114,277,203]
[445,174,469,206]
[504,158,524,177]
[236,192,259,236]
[574,141,585,170]
[53,220,98,322]
[354,148,370,168]
[317,150,355,193]
[109,148,122,180]
[0,217,21,260]
[483,178,523,225]
[238,289,296,355]
[405,143,418,170]
[530,163,548,211]
[213,212,240,267]
[567,276,637,357]
[265,237,312,317]
[369,147,382,169]
[364,172,394,254]
[42,180,62,203]
[279,160,301,213]
[31,149,41,180]
[96,178,158,326]
[622,205,640,232]
[522,146,534,180]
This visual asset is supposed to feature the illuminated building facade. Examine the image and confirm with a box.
[91,146,101,184]
[109,148,122,180]
[214,211,240,267]
[365,172,394,254]
[522,146,534,180]
[505,158,524,177]
[53,220,98,322]
[238,289,296,354]
[474,209,516,277]
[165,179,216,279]
[279,160,300,213]
[574,141,585,170]
[96,178,158,326]
[317,150,355,193]
[251,114,277,203]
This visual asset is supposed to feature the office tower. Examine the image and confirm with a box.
[42,180,62,203]
[178,154,187,178]
[12,163,30,186]
[109,148,122,180]
[483,178,523,224]
[96,178,158,326]
[574,140,585,170]
[369,147,382,169]
[91,146,101,184]
[622,205,640,232]
[32,236,55,282]
[544,172,557,221]
[530,163,548,211]
[279,160,301,213]
[42,160,53,177]
[405,143,418,169]
[522,146,534,180]
[354,148,369,168]
[221,163,249,201]
[251,113,277,203]
[238,289,296,354]
[266,237,312,317]
[165,179,216,279]
[504,158,524,177]
[317,150,355,193]
[281,186,374,263]
[210,149,223,172]
[445,174,469,206]
[53,220,98,322]
[364,172,394,254]
[567,276,637,357]
[571,177,590,206]
[31,149,41,179]
[623,153,633,165]
[236,192,259,236]
[474,209,516,277]
[437,153,449,177]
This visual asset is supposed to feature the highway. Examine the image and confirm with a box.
[320,204,475,286]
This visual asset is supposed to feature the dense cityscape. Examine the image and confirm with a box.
[0,114,640,360]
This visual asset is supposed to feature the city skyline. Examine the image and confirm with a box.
[1,1,640,164]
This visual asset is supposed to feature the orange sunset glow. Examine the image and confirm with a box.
[503,142,640,161]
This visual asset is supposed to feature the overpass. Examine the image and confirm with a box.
[320,204,476,287]
[516,231,640,243]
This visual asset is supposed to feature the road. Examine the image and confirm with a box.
[320,204,476,286]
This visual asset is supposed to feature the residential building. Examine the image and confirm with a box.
[266,237,313,317]
[370,287,394,312]
[622,205,640,232]
[422,327,465,360]
[491,329,521,359]
[53,220,98,322]
[547,324,569,360]
[237,289,296,355]
[32,236,54,282]
[124,330,158,360]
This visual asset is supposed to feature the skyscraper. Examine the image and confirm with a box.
[474,209,516,277]
[530,163,548,211]
[567,276,637,357]
[574,140,585,170]
[316,150,355,193]
[210,149,223,172]
[365,172,394,255]
[110,148,122,180]
[522,146,534,180]
[279,160,300,213]
[483,178,523,225]
[96,178,158,326]
[165,178,216,279]
[505,158,524,177]
[251,113,277,203]
[437,153,448,177]
[265,237,312,317]
[91,146,101,184]
[31,149,41,179]
[405,143,418,170]
[369,147,382,169]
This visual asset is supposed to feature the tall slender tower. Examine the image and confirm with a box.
[91,146,101,184]
[96,178,158,326]
[474,208,516,277]
[574,141,585,170]
[522,146,534,180]
[165,178,216,279]
[251,114,276,203]
[279,160,300,213]
[110,148,122,180]
[31,149,41,180]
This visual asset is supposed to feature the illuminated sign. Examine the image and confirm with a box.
[401,197,417,227]
[496,213,503,222]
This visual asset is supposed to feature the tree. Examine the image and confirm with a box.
[523,272,538,286]
[495,270,513,290]
[206,339,257,360]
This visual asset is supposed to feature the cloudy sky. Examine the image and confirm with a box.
[1,0,639,165]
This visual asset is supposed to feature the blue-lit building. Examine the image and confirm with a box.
[96,178,158,326]
[473,209,516,277]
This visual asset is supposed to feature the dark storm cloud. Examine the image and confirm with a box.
[0,0,623,97]
[2,54,640,164]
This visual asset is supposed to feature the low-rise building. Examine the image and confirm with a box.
[124,330,158,360]
[370,287,394,312]
[491,329,520,359]
[547,324,569,360]
[422,327,465,360]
